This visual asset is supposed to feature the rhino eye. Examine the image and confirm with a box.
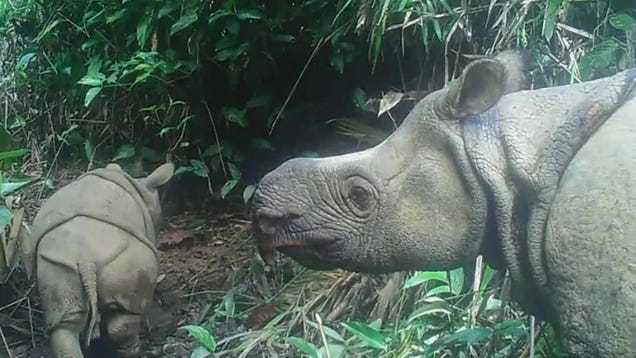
[349,185,371,210]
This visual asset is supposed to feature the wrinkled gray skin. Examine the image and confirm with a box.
[33,162,174,358]
[249,50,636,357]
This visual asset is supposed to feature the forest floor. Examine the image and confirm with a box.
[1,166,269,357]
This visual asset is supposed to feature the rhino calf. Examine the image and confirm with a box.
[33,162,174,357]
[249,49,636,357]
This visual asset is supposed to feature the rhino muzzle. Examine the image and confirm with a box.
[248,159,356,269]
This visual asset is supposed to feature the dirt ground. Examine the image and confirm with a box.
[2,167,261,357]
[140,200,256,356]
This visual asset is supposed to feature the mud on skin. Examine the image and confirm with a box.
[249,48,636,357]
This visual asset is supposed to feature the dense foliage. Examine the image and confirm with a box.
[1,0,635,356]
[1,0,633,200]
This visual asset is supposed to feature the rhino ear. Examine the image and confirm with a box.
[106,163,122,171]
[445,58,506,118]
[144,162,175,189]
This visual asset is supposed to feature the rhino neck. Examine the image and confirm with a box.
[461,69,636,318]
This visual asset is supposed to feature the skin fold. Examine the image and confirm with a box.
[32,162,174,358]
[249,49,636,357]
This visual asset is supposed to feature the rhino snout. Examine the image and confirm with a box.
[249,175,348,269]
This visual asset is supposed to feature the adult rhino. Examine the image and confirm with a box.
[249,49,636,357]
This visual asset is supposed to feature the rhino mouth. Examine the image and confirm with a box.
[254,232,343,267]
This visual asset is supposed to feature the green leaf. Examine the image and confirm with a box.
[286,337,322,358]
[159,126,177,137]
[578,40,620,81]
[214,43,250,62]
[542,0,564,41]
[15,52,36,71]
[0,205,12,228]
[424,284,451,298]
[190,346,212,358]
[84,87,103,107]
[407,297,453,321]
[208,9,233,24]
[180,325,216,352]
[449,267,464,295]
[494,319,528,338]
[237,9,263,20]
[171,13,198,35]
[305,320,346,343]
[202,145,224,158]
[34,18,61,43]
[0,149,29,162]
[242,185,256,203]
[0,179,36,196]
[112,144,136,161]
[439,327,493,346]
[222,107,247,127]
[331,52,344,74]
[227,162,241,180]
[137,10,153,48]
[403,271,448,289]
[245,95,272,109]
[351,88,367,109]
[609,12,636,31]
[190,160,209,178]
[340,321,387,350]
[106,8,126,23]
[81,39,99,51]
[78,73,105,87]
[158,2,180,19]
[480,264,495,290]
[271,34,295,42]
[251,138,273,151]
[221,179,238,199]
[84,140,95,161]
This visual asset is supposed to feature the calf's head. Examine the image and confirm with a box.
[250,52,526,273]
[106,161,175,228]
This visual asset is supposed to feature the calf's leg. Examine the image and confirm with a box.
[37,258,89,358]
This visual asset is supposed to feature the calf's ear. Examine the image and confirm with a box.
[144,162,175,189]
[445,58,507,118]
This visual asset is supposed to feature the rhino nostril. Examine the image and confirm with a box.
[254,208,285,235]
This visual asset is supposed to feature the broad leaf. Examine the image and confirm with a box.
[286,337,322,358]
[84,87,103,107]
[221,179,238,199]
[180,325,216,351]
[403,271,448,289]
[341,321,387,350]
[171,13,198,35]
[0,205,12,228]
[112,144,136,161]
[242,185,256,203]
[0,149,30,162]
[609,12,636,31]
[1,179,36,196]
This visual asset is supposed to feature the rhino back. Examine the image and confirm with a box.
[33,174,153,254]
[545,96,636,356]
[37,217,135,269]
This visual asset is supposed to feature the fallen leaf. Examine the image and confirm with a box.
[378,90,404,117]
[156,273,166,284]
[246,304,278,329]
[158,229,194,250]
